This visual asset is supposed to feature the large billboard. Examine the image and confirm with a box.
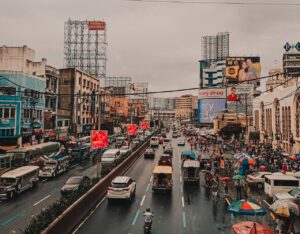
[88,21,106,30]
[198,88,226,124]
[225,57,261,86]
[226,84,254,115]
[198,99,226,124]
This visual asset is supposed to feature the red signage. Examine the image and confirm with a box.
[91,130,108,149]
[88,21,106,30]
[141,121,149,130]
[127,124,137,135]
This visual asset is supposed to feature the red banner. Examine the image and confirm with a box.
[141,121,149,130]
[127,124,137,135]
[88,21,106,30]
[91,130,108,149]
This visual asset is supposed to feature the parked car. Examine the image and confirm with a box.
[107,176,136,202]
[177,139,185,146]
[246,172,272,189]
[120,146,131,155]
[61,175,91,197]
[274,187,300,201]
[144,148,155,159]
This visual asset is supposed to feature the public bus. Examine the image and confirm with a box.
[7,142,61,168]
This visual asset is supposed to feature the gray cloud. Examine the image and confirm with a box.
[1,0,299,97]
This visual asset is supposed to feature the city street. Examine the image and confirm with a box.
[0,160,98,234]
[76,134,233,234]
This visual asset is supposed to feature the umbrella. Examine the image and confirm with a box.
[232,221,274,234]
[220,176,231,181]
[233,175,244,180]
[228,199,267,216]
[289,155,298,160]
[181,150,196,160]
[270,199,299,217]
[239,157,256,166]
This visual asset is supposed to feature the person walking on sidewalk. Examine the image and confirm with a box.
[235,179,242,200]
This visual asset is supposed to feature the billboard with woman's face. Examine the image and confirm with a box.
[226,57,261,87]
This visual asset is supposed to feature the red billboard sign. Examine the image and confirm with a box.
[141,121,149,130]
[91,130,108,149]
[88,21,106,30]
[127,124,137,135]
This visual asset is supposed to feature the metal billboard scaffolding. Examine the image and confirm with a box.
[64,19,107,80]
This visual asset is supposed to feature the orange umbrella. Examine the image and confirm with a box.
[232,221,274,234]
[220,176,231,181]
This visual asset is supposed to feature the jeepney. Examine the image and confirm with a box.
[152,165,173,193]
[39,155,69,178]
[182,160,200,184]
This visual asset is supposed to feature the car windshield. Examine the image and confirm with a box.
[66,177,82,185]
[45,162,57,167]
[164,140,170,143]
[103,154,116,158]
[289,189,300,197]
[112,182,127,188]
[0,177,16,185]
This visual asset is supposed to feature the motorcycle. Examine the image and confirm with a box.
[143,210,153,233]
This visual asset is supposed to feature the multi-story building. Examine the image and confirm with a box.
[150,97,175,111]
[0,71,45,149]
[58,68,101,137]
[110,98,129,123]
[104,77,132,97]
[150,110,176,121]
[0,45,46,77]
[283,43,300,83]
[175,95,194,119]
[44,65,59,141]
[200,60,225,88]
[252,64,300,153]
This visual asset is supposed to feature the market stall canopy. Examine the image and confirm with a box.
[232,221,274,234]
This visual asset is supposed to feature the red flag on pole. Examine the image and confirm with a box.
[91,130,108,149]
[127,124,138,135]
[141,121,149,130]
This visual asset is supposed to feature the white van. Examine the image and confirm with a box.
[101,149,121,168]
[150,137,159,147]
[264,174,300,198]
[0,166,39,200]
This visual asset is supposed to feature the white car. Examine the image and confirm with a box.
[246,172,272,189]
[177,139,185,146]
[120,146,131,155]
[107,176,136,201]
[274,188,300,201]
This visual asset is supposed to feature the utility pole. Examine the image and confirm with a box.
[245,93,248,144]
[96,91,102,179]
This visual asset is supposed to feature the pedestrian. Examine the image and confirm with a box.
[235,179,242,200]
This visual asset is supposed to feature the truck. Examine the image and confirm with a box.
[39,155,69,178]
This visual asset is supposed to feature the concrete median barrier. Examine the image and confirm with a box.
[42,136,153,234]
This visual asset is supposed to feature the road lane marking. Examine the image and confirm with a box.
[181,184,183,193]
[181,196,185,207]
[1,210,26,226]
[180,176,182,183]
[131,210,140,226]
[149,176,153,182]
[146,183,150,192]
[140,195,146,206]
[182,212,187,228]
[33,195,51,206]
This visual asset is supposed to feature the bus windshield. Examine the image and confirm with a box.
[0,177,16,185]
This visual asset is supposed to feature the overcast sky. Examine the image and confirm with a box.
[1,0,300,97]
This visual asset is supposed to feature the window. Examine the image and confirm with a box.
[65,120,69,127]
[274,99,280,135]
[4,108,9,118]
[0,87,16,96]
[296,94,300,138]
[57,121,63,127]
[274,180,299,187]
[254,110,259,131]
[10,108,15,118]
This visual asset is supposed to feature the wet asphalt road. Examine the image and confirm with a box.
[76,134,233,234]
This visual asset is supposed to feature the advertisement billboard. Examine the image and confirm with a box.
[225,57,261,86]
[227,84,254,115]
[198,99,226,124]
[88,21,106,30]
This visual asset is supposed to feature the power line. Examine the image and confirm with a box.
[125,0,300,6]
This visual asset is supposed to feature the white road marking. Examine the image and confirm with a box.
[181,196,185,207]
[149,176,153,182]
[33,195,51,206]
[180,176,182,183]
[140,195,146,206]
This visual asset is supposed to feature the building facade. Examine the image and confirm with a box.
[0,71,45,149]
[150,97,175,111]
[175,95,194,119]
[201,60,225,88]
[58,68,101,137]
[110,98,129,123]
[0,45,46,77]
[150,110,176,121]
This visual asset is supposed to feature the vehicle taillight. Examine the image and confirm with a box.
[122,188,130,191]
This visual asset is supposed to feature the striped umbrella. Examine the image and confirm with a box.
[228,199,267,216]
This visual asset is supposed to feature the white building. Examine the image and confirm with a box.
[202,60,225,88]
[253,64,300,154]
